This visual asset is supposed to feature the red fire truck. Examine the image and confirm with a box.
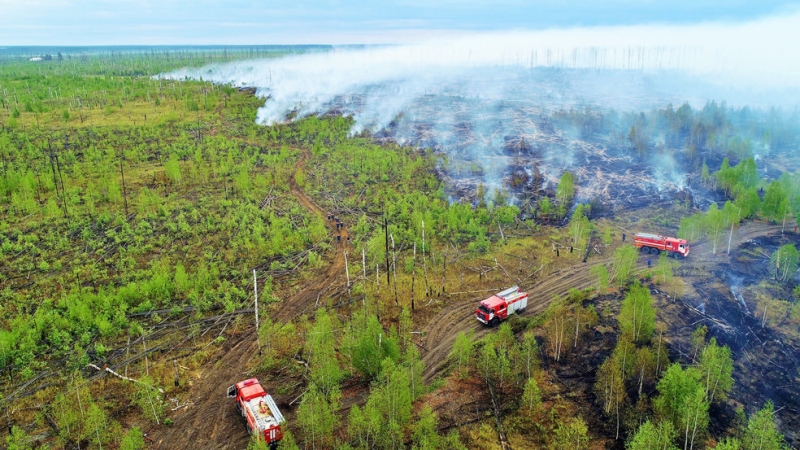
[475,286,529,326]
[227,378,285,447]
[633,233,690,257]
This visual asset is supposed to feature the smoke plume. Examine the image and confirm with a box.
[163,12,800,202]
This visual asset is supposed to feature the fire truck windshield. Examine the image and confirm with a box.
[478,305,492,315]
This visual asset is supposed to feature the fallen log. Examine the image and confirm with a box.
[87,363,164,393]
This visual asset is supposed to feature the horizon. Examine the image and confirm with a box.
[2,0,800,46]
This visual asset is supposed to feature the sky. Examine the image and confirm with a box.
[1,0,799,45]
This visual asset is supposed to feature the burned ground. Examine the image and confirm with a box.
[661,230,800,447]
[142,208,799,450]
[34,107,794,449]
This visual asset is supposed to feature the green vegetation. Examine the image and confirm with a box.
[0,49,794,450]
[0,50,347,447]
[0,49,531,448]
[0,77,321,378]
[619,282,655,344]
[771,244,799,283]
[594,280,742,450]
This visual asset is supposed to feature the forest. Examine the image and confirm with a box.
[0,48,798,450]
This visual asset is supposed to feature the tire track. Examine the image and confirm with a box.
[153,185,789,449]
[420,220,790,384]
[421,257,610,382]
[152,150,350,450]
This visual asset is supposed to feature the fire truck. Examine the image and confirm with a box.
[475,286,528,326]
[633,233,690,257]
[227,378,285,447]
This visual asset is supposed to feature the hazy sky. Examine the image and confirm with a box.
[1,0,799,45]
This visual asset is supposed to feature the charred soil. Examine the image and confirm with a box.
[149,191,798,449]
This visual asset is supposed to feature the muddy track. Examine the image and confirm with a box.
[420,220,791,383]
[151,179,790,450]
[151,150,349,450]
[421,257,610,382]
[687,221,787,262]
[276,150,350,322]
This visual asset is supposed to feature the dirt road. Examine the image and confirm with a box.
[151,152,350,450]
[421,220,789,383]
[421,256,609,382]
[151,182,790,450]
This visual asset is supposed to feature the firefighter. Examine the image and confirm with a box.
[647,257,652,268]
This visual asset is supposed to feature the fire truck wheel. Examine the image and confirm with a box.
[490,318,499,327]
[650,247,660,255]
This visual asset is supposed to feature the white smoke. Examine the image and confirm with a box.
[162,12,800,199]
[167,12,800,119]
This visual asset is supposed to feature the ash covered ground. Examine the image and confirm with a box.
[668,231,800,446]
[156,50,800,447]
[165,48,796,212]
[326,68,698,199]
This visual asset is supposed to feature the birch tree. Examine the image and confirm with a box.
[403,344,425,400]
[690,326,708,363]
[297,384,340,450]
[450,330,474,378]
[762,180,789,224]
[595,355,628,440]
[569,203,592,248]
[722,201,741,255]
[609,245,639,287]
[556,170,575,205]
[734,187,761,219]
[552,417,589,450]
[544,298,573,362]
[742,401,789,450]
[619,282,656,344]
[705,202,728,255]
[678,214,704,243]
[120,428,146,450]
[519,331,541,379]
[696,337,734,403]
[770,244,799,283]
[681,386,710,450]
[412,405,441,450]
[633,346,656,396]
[133,376,165,425]
[307,308,344,395]
[654,364,709,450]
[626,420,678,450]
[521,376,543,418]
[590,263,609,292]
